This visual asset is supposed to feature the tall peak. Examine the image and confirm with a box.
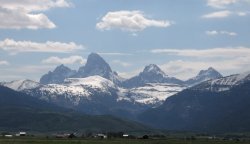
[77,53,112,79]
[186,67,223,86]
[198,67,222,77]
[143,64,166,76]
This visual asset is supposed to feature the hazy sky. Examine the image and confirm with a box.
[0,0,250,81]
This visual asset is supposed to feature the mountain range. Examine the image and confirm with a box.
[2,52,249,133]
[138,71,250,132]
[1,53,221,118]
[0,85,149,132]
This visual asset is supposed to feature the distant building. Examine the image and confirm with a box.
[19,132,26,136]
[4,135,13,138]
[55,134,70,138]
[123,134,129,137]
[95,134,107,139]
[16,132,26,136]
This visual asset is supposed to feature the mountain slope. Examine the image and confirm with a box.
[185,67,223,86]
[40,64,76,84]
[139,72,250,132]
[122,64,183,88]
[0,85,149,132]
[0,79,41,91]
[192,71,250,92]
[25,76,151,119]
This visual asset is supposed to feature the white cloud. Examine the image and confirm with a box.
[237,11,248,16]
[206,30,237,36]
[112,60,131,67]
[202,10,249,18]
[0,0,72,12]
[0,8,56,29]
[118,69,142,79]
[0,39,83,54]
[207,0,240,8]
[0,0,71,29]
[151,47,250,58]
[160,57,250,80]
[0,60,9,65]
[202,10,232,18]
[0,65,56,81]
[151,47,250,79]
[98,52,133,56]
[42,55,86,65]
[96,10,173,32]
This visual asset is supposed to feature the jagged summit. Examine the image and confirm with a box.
[40,64,76,84]
[77,53,112,78]
[185,67,223,86]
[143,64,166,76]
[198,67,220,76]
[122,64,183,88]
[75,53,122,85]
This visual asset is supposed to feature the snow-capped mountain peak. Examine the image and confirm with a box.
[185,67,222,86]
[0,79,41,91]
[192,71,250,92]
[75,53,123,85]
[143,64,166,76]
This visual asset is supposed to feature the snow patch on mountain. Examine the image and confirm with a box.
[64,76,116,90]
[192,71,250,92]
[0,79,41,91]
[118,83,186,105]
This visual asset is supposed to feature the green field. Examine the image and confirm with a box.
[0,138,249,144]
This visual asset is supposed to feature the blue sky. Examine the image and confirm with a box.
[0,0,250,81]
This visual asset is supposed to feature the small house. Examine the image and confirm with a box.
[96,134,107,139]
[4,135,13,138]
[19,132,26,136]
[123,134,129,137]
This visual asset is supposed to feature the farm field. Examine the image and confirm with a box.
[0,138,249,144]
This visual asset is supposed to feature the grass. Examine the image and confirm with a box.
[0,138,250,144]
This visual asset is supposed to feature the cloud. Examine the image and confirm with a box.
[0,0,71,29]
[160,57,250,80]
[0,8,56,29]
[0,39,83,54]
[0,0,72,12]
[206,30,237,36]
[207,0,240,8]
[151,47,250,58]
[42,56,86,65]
[98,52,133,56]
[112,60,131,67]
[202,10,248,18]
[0,60,9,65]
[118,69,142,79]
[151,47,250,79]
[96,10,173,32]
[202,10,232,18]
[0,65,55,81]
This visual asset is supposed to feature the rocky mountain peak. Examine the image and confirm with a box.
[40,65,76,84]
[185,67,223,86]
[54,64,72,73]
[142,64,166,77]
[77,53,112,78]
[197,67,222,78]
